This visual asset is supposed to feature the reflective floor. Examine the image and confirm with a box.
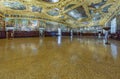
[0,36,120,79]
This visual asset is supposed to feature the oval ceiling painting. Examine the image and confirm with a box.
[31,5,42,13]
[42,0,60,3]
[47,8,59,16]
[3,2,26,10]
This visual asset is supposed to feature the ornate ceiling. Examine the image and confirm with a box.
[0,0,120,27]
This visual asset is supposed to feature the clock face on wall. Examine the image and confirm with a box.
[0,0,120,28]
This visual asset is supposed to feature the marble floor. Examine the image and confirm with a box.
[0,36,120,79]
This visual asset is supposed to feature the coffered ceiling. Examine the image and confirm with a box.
[0,0,120,27]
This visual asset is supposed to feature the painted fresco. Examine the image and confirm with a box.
[5,18,39,31]
[3,2,26,10]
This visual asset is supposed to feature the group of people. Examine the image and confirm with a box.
[6,26,110,45]
[7,30,14,39]
[98,30,110,44]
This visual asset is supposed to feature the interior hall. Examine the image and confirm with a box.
[0,0,120,79]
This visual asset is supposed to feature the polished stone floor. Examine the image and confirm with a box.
[0,36,120,79]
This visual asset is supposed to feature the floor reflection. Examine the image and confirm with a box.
[39,38,43,46]
[70,36,73,41]
[0,37,120,79]
[57,36,62,45]
[111,43,118,60]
